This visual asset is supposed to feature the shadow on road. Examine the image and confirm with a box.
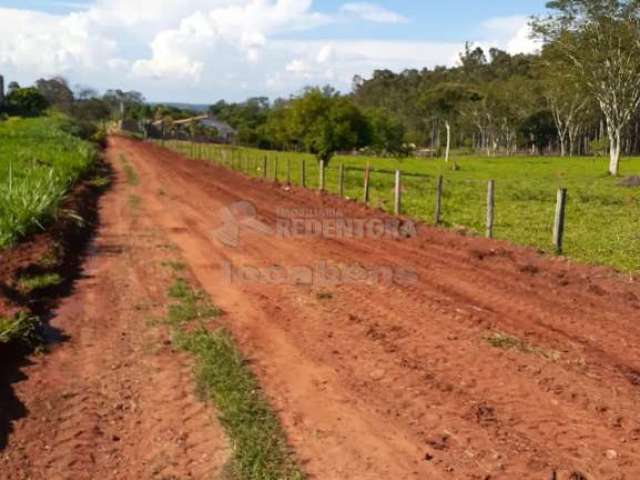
[0,159,113,451]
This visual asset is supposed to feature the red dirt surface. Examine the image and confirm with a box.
[0,150,230,479]
[3,135,640,479]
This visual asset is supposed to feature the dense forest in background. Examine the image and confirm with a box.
[210,1,640,177]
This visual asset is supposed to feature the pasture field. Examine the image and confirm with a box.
[0,116,98,249]
[163,140,640,272]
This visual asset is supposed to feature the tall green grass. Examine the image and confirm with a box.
[0,116,97,248]
[162,140,640,272]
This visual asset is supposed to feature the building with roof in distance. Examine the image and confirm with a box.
[148,114,237,143]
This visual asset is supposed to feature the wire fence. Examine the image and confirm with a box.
[151,139,640,272]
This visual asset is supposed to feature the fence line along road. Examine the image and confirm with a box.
[155,140,570,258]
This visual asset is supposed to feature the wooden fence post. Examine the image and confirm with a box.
[434,175,444,225]
[394,170,402,215]
[286,158,291,184]
[339,163,345,197]
[553,188,567,254]
[319,159,325,191]
[363,163,370,204]
[301,159,306,187]
[486,180,495,238]
[262,157,267,179]
[274,157,279,182]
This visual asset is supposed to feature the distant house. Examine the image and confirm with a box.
[153,114,236,143]
[198,117,237,142]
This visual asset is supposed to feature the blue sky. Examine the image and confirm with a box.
[0,0,549,102]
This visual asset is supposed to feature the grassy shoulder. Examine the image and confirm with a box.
[166,140,640,272]
[0,118,109,348]
[161,276,304,480]
[0,115,99,248]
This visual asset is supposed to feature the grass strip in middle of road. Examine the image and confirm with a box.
[163,276,305,480]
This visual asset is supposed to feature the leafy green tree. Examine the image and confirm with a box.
[366,109,406,155]
[7,87,49,117]
[293,89,370,162]
[520,110,557,155]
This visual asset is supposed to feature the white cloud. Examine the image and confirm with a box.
[0,8,116,75]
[274,39,462,94]
[340,2,408,24]
[130,0,332,82]
[0,3,541,103]
[480,15,541,55]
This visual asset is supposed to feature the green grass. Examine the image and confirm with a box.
[160,260,186,272]
[0,116,98,249]
[164,277,304,480]
[120,155,139,186]
[165,278,220,326]
[17,272,63,293]
[485,331,560,360]
[0,311,40,345]
[162,140,640,272]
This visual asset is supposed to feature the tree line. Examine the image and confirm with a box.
[209,1,640,175]
[3,1,639,175]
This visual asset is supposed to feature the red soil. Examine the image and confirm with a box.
[3,136,640,479]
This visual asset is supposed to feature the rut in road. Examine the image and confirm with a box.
[110,137,640,480]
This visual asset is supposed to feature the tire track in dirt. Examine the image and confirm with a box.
[117,137,640,479]
[0,146,230,479]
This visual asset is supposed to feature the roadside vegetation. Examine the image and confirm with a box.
[161,275,304,480]
[0,78,116,348]
[0,312,40,346]
[0,116,98,248]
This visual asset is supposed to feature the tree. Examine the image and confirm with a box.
[366,109,406,155]
[36,77,74,113]
[264,88,370,162]
[72,97,111,124]
[6,87,48,117]
[533,0,640,174]
[297,91,370,162]
[421,83,479,163]
[7,82,20,95]
[538,55,587,156]
[520,110,557,155]
[103,89,146,120]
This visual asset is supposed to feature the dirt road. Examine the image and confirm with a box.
[3,136,640,479]
[0,144,230,479]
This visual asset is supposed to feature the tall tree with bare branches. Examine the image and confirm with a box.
[533,0,640,174]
